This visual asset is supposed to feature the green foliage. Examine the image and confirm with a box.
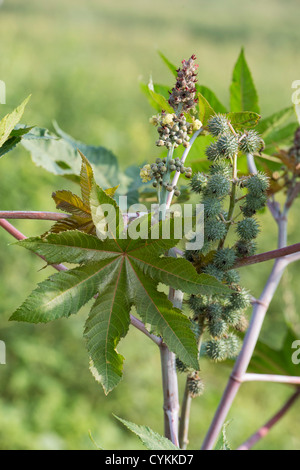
[230,48,260,113]
[11,154,228,393]
[215,422,232,450]
[0,96,31,149]
[115,416,178,450]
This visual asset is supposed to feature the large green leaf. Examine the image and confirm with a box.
[230,49,260,113]
[0,95,31,149]
[13,183,228,393]
[256,107,295,137]
[158,51,177,77]
[248,327,300,377]
[198,92,215,125]
[196,85,227,114]
[115,416,179,450]
[227,111,261,130]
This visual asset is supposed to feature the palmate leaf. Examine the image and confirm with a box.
[12,185,228,393]
[48,152,118,236]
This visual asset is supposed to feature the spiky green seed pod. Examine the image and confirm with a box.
[223,269,240,285]
[241,194,267,216]
[189,295,209,315]
[217,133,239,158]
[203,197,222,219]
[205,142,222,162]
[239,131,262,155]
[208,319,228,338]
[234,315,249,333]
[205,173,231,198]
[213,248,237,271]
[206,302,224,321]
[236,217,260,240]
[222,307,242,327]
[203,264,224,282]
[229,288,251,310]
[207,114,230,137]
[187,373,205,398]
[235,239,257,258]
[190,173,208,193]
[224,333,241,359]
[246,173,269,197]
[176,357,192,374]
[205,219,227,242]
[206,339,228,362]
[209,160,232,178]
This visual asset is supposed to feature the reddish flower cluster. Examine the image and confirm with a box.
[168,55,199,113]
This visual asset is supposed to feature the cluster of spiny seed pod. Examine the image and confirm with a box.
[150,112,193,149]
[168,54,199,113]
[178,115,269,366]
[205,114,263,162]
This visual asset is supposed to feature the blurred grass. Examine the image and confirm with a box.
[0,0,299,450]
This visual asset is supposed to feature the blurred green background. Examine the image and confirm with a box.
[0,0,299,450]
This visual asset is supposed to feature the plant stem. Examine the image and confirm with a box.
[234,242,300,268]
[0,211,69,221]
[166,128,202,209]
[219,152,238,249]
[242,374,300,385]
[237,390,300,450]
[0,218,68,271]
[178,382,192,449]
[158,129,203,445]
[179,316,205,449]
